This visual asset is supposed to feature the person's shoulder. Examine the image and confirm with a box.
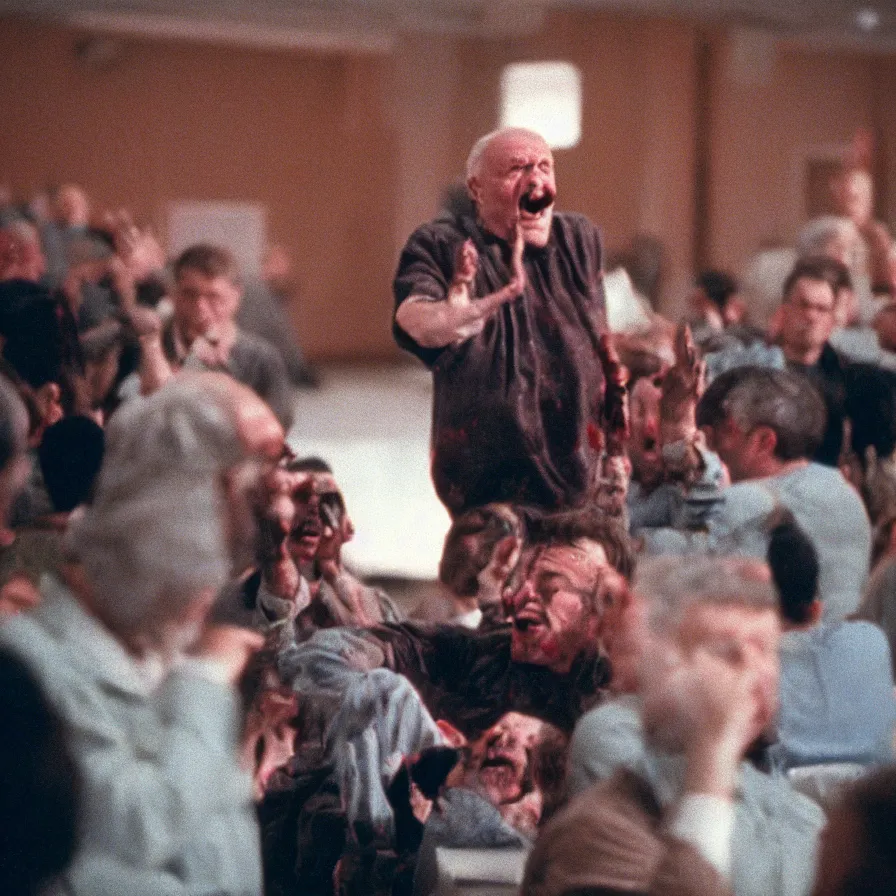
[233,328,282,361]
[826,618,892,653]
[738,762,826,830]
[403,215,466,248]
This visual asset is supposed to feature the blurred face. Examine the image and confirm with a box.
[605,589,649,694]
[286,471,346,566]
[508,540,626,672]
[642,602,780,753]
[779,277,836,356]
[467,130,556,248]
[628,376,663,490]
[703,416,766,483]
[173,269,241,345]
[315,478,353,564]
[468,712,545,806]
[55,185,89,228]
[835,170,874,226]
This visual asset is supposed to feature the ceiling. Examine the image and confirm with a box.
[1,0,895,53]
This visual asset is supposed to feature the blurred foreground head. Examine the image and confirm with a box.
[68,373,283,656]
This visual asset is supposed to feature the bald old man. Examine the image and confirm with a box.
[394,128,620,514]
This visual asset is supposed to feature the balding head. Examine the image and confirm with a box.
[465,127,556,247]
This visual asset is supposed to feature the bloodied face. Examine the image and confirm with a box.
[286,471,351,566]
[508,539,626,673]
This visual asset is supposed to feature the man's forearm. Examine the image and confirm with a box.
[395,292,507,349]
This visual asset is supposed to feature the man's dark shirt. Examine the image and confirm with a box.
[393,212,608,513]
[788,344,896,467]
[283,619,610,741]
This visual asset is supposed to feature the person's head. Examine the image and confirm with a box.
[0,374,29,528]
[873,301,896,352]
[52,184,90,229]
[462,711,568,836]
[813,767,896,896]
[627,373,663,491]
[281,456,345,566]
[697,366,826,482]
[833,167,875,227]
[778,258,839,361]
[439,504,523,604]
[692,270,741,328]
[466,128,556,248]
[633,555,780,754]
[38,416,104,514]
[172,244,242,345]
[506,511,633,673]
[766,511,821,629]
[0,650,79,896]
[68,375,282,658]
[797,216,862,271]
[0,222,45,283]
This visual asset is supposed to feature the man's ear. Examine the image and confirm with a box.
[466,176,481,207]
[491,534,521,580]
[436,720,467,749]
[752,424,778,458]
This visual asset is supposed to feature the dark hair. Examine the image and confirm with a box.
[0,281,84,392]
[526,510,635,581]
[844,366,896,462]
[173,244,240,284]
[697,366,827,461]
[766,511,819,624]
[0,650,79,896]
[287,456,333,475]
[696,270,739,311]
[835,767,896,896]
[38,416,105,513]
[782,256,838,304]
[439,504,522,597]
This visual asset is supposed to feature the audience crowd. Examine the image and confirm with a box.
[1,134,896,896]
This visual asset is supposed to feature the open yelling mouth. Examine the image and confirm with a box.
[519,187,555,216]
[513,603,547,635]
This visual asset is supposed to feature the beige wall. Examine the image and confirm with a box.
[2,12,895,359]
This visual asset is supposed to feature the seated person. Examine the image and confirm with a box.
[259,512,631,892]
[644,365,871,621]
[767,515,896,769]
[564,555,824,896]
[0,416,104,615]
[244,456,402,639]
[412,503,523,628]
[626,324,726,532]
[0,375,283,896]
[134,243,293,428]
[281,511,631,744]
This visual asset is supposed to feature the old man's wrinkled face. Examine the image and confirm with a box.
[508,539,625,673]
[468,130,556,248]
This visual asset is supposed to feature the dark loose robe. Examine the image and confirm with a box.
[393,212,608,513]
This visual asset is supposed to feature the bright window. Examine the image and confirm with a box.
[499,61,582,150]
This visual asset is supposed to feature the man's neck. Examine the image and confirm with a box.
[782,342,824,367]
[741,456,810,482]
